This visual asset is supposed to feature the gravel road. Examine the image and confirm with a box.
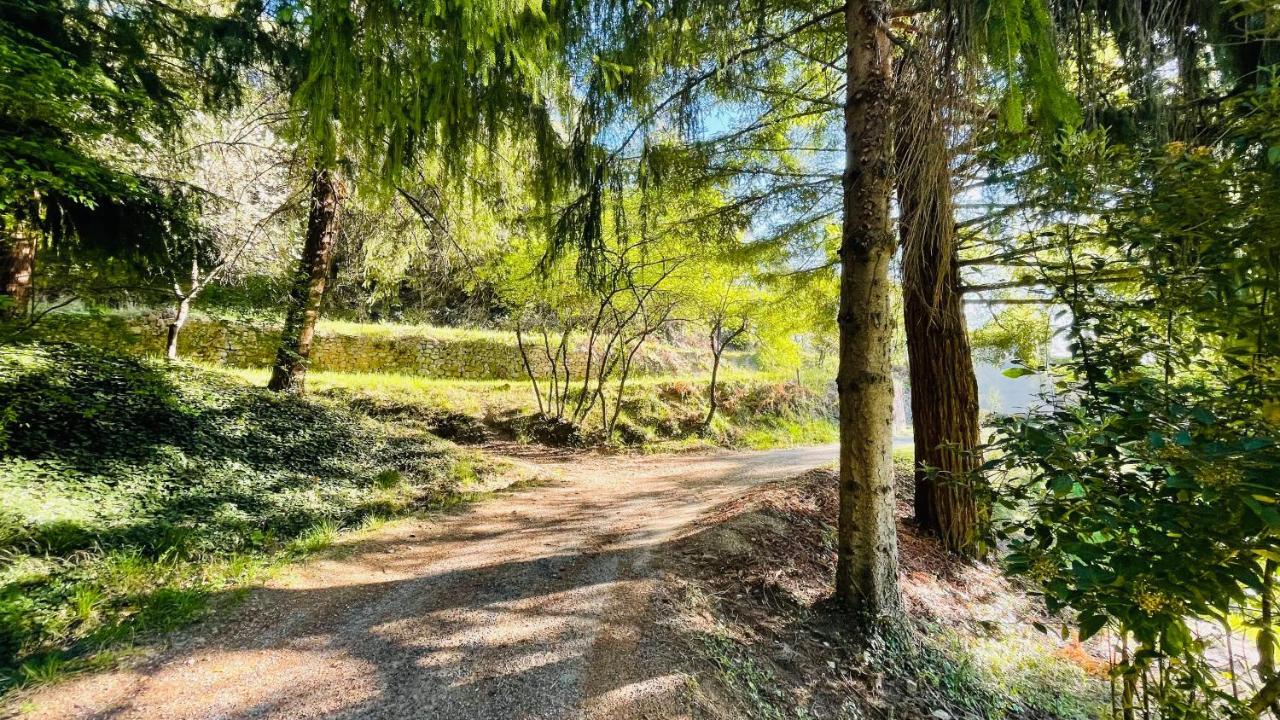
[7,444,837,720]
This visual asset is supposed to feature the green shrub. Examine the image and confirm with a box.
[991,323,1279,716]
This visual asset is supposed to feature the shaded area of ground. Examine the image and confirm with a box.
[655,468,1109,720]
[0,344,494,682]
[4,446,837,719]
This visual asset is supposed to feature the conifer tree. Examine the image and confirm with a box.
[832,0,902,618]
[560,0,906,615]
[266,0,580,392]
[0,0,261,320]
[893,0,1076,556]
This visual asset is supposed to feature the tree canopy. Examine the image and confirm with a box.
[2,0,1279,715]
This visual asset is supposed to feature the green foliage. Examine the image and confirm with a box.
[971,306,1051,365]
[0,342,480,688]
[278,0,577,194]
[328,163,515,324]
[538,0,850,281]
[989,82,1280,718]
[991,370,1276,716]
[966,0,1080,136]
[0,0,261,259]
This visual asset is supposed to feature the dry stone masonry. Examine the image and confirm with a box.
[30,312,710,380]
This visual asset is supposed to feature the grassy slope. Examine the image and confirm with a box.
[215,366,838,451]
[32,308,832,449]
[0,343,507,690]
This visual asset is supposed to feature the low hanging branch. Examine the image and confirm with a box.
[961,270,1141,294]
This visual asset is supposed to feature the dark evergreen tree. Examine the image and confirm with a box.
[0,0,263,319]
[264,0,584,392]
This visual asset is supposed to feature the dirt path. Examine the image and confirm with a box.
[8,444,837,720]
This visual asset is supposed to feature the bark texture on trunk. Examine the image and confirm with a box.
[901,253,984,552]
[895,59,986,556]
[1,223,37,321]
[834,0,901,619]
[269,168,346,393]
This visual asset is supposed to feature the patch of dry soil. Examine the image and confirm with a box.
[656,469,1109,720]
[5,445,836,720]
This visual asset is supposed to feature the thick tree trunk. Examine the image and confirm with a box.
[166,297,191,360]
[895,61,986,556]
[268,168,346,393]
[901,254,984,553]
[833,0,901,619]
[1,223,37,321]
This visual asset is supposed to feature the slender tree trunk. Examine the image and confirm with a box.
[705,323,724,427]
[514,323,546,415]
[895,57,986,556]
[834,0,901,619]
[705,321,746,428]
[1259,560,1280,714]
[705,348,724,427]
[1263,561,1277,675]
[268,168,346,393]
[167,255,202,361]
[1,222,37,321]
[166,297,192,360]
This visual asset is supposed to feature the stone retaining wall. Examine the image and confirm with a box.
[27,312,714,380]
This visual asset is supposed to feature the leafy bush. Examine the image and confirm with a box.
[991,366,1278,717]
[0,343,476,687]
[989,124,1280,718]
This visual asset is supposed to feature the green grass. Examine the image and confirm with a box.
[210,365,837,451]
[0,342,498,692]
[614,378,837,450]
[876,623,1107,720]
[739,417,837,450]
[209,366,532,418]
[311,319,516,343]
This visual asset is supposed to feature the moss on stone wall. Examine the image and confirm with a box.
[24,312,712,380]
